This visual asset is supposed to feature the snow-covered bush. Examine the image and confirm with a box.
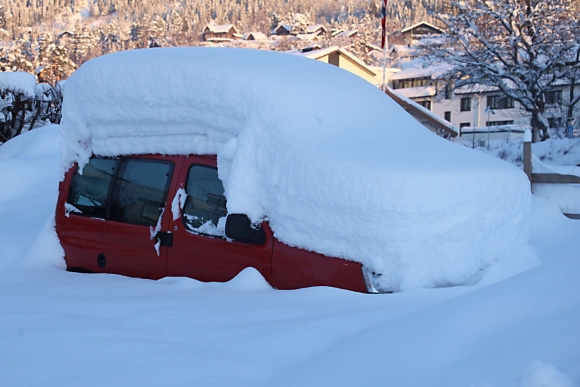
[0,72,63,143]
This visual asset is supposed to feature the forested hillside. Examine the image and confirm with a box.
[0,0,451,83]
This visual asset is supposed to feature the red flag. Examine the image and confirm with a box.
[381,0,388,49]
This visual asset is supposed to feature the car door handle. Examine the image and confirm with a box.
[156,231,173,247]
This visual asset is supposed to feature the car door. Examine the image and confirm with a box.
[57,157,118,272]
[104,155,181,280]
[166,155,273,283]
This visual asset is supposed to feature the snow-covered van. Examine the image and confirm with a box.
[55,48,535,293]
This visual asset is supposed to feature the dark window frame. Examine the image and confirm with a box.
[546,90,563,105]
[486,120,514,126]
[418,100,431,110]
[66,156,174,227]
[487,95,514,110]
[66,157,120,220]
[181,164,228,239]
[108,157,174,227]
[460,97,471,112]
[444,111,451,122]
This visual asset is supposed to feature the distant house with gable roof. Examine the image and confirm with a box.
[334,29,358,39]
[292,46,378,84]
[243,32,268,41]
[400,22,444,44]
[202,23,241,42]
[304,25,328,36]
[271,25,293,36]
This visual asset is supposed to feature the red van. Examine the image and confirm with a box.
[56,153,375,293]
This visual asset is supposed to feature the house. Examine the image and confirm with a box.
[385,87,458,138]
[305,25,328,36]
[388,65,529,136]
[331,28,344,37]
[243,32,268,41]
[292,46,378,84]
[334,29,358,39]
[202,23,241,42]
[400,22,444,44]
[386,62,580,143]
[271,25,293,36]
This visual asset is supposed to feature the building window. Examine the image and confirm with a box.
[546,90,563,105]
[418,100,431,110]
[460,122,471,129]
[460,97,471,112]
[444,111,451,122]
[548,117,562,128]
[393,76,432,89]
[487,95,514,109]
[445,83,453,99]
[486,120,514,126]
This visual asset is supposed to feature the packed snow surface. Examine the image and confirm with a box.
[61,47,535,291]
[0,127,578,386]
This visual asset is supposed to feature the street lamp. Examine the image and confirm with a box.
[485,106,496,149]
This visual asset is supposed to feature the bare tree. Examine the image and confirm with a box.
[431,0,580,142]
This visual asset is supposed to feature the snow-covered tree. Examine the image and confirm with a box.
[432,0,580,142]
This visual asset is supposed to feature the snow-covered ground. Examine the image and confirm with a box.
[1,126,579,386]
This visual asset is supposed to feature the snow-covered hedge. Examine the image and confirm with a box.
[60,47,536,291]
[0,72,63,143]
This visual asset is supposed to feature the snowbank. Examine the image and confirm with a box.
[532,155,580,214]
[60,47,535,292]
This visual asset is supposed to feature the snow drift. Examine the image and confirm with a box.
[60,47,535,291]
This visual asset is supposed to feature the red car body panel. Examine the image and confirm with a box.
[166,155,274,283]
[55,154,368,293]
[271,241,367,293]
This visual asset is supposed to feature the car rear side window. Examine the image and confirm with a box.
[66,157,118,219]
[109,159,173,227]
[183,165,227,237]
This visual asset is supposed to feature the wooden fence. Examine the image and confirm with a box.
[523,133,580,219]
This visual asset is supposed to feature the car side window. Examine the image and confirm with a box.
[66,157,118,219]
[183,165,227,237]
[109,158,173,227]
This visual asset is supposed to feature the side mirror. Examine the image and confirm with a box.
[225,214,266,245]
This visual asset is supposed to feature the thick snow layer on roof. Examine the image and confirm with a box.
[389,62,452,80]
[61,47,535,292]
[0,71,37,97]
[392,85,436,98]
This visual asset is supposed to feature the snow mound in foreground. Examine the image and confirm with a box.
[61,47,535,291]
[158,268,272,291]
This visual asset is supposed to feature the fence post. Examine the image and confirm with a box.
[523,129,532,188]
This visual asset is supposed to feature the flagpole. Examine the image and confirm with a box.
[380,0,389,91]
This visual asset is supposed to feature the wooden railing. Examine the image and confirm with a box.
[523,131,580,219]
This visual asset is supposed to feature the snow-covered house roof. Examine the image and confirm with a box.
[394,86,437,98]
[305,25,328,35]
[60,47,534,292]
[203,24,240,35]
[271,25,292,35]
[386,87,458,137]
[243,32,268,41]
[389,63,452,81]
[335,29,358,38]
[401,22,444,35]
[331,28,344,37]
[292,46,377,83]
